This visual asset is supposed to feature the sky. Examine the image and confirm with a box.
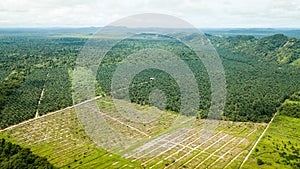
[0,0,300,28]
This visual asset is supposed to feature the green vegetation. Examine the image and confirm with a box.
[207,33,300,122]
[243,92,300,169]
[279,91,300,118]
[0,108,141,168]
[97,35,210,116]
[0,31,299,129]
[0,35,81,129]
[0,138,55,169]
[210,34,300,66]
[0,69,27,113]
[0,67,73,128]
[0,29,299,168]
[98,33,300,122]
[38,67,72,115]
[1,99,265,169]
[0,69,10,82]
[0,69,48,128]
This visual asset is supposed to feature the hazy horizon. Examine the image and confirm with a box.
[1,27,300,29]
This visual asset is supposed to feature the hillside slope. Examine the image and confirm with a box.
[209,34,300,67]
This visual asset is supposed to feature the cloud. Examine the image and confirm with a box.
[0,0,299,28]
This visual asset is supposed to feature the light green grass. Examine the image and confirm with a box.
[243,102,300,169]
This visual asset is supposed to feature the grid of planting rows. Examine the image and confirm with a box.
[123,120,265,169]
[1,108,140,168]
[1,98,266,169]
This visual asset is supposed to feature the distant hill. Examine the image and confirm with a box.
[209,34,300,67]
[202,28,300,38]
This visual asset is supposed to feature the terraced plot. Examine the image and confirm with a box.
[0,98,266,168]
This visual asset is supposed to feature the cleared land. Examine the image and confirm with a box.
[124,119,264,169]
[0,98,266,168]
[0,108,140,169]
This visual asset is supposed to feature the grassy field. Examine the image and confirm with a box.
[243,115,300,169]
[0,97,266,168]
[243,94,300,169]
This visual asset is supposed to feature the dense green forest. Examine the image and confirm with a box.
[0,35,83,128]
[0,138,55,169]
[97,34,211,116]
[98,33,300,122]
[0,31,299,129]
[279,91,300,118]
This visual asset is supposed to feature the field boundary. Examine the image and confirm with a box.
[0,96,101,132]
[239,112,278,168]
